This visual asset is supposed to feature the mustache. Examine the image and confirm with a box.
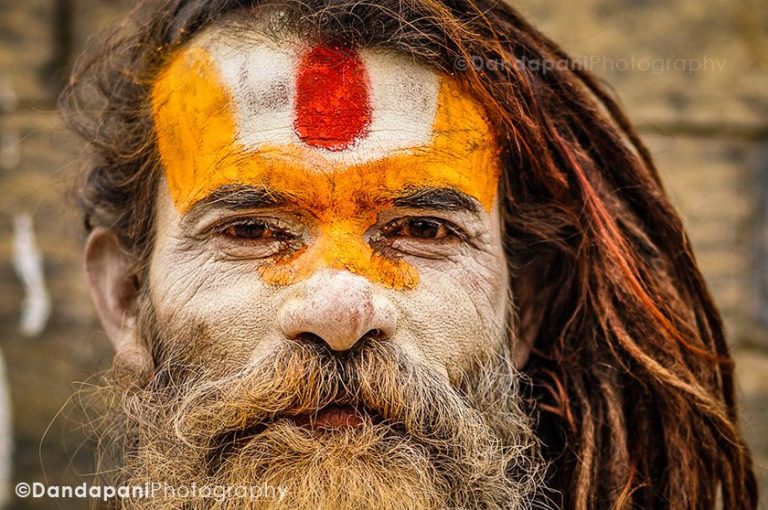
[108,332,547,509]
[138,340,520,468]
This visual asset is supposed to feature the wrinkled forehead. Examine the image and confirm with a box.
[151,27,501,213]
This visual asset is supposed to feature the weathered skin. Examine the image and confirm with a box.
[150,184,507,382]
[145,26,510,382]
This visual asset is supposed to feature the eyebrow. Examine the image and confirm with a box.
[183,184,482,222]
[392,187,482,214]
[184,184,289,221]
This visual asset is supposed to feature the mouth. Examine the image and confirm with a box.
[211,400,383,452]
[206,400,384,471]
[291,403,372,430]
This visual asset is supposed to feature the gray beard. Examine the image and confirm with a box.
[92,314,547,510]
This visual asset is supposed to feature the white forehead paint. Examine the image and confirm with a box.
[190,31,440,165]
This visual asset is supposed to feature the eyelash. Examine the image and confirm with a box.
[214,218,294,241]
[381,216,465,241]
[212,216,466,246]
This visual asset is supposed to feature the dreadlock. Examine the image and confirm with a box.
[60,0,758,507]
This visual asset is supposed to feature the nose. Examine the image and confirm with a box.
[279,270,398,352]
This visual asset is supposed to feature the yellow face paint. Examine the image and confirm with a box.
[152,44,501,290]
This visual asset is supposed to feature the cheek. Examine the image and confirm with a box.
[148,247,284,370]
[392,251,508,379]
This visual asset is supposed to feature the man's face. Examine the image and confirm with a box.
[149,27,508,385]
[102,24,541,510]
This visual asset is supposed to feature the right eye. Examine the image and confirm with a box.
[215,218,296,245]
[222,222,274,240]
[211,218,301,260]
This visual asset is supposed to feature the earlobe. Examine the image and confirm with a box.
[84,228,152,380]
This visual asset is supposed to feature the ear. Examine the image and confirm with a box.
[84,228,153,381]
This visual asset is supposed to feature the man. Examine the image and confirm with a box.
[61,0,758,508]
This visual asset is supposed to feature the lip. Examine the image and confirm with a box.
[207,401,388,469]
[292,404,370,430]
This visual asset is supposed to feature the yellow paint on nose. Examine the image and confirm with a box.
[152,45,501,290]
[260,219,419,290]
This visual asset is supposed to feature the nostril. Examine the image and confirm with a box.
[364,328,386,341]
[293,332,325,345]
[293,330,386,346]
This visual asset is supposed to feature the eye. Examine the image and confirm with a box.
[223,222,271,240]
[219,220,284,240]
[386,217,455,240]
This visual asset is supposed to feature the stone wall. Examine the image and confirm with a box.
[0,0,766,508]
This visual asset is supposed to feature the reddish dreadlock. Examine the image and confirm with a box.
[60,0,758,507]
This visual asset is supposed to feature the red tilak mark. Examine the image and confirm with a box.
[294,46,371,151]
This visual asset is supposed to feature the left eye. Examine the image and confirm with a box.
[387,218,453,240]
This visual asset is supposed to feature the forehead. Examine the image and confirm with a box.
[193,32,441,158]
[151,27,501,213]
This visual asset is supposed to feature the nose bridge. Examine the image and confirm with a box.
[259,220,419,291]
[319,221,418,289]
[279,270,398,351]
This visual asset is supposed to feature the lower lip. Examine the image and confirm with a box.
[293,404,367,430]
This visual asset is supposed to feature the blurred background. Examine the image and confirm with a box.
[0,0,766,508]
